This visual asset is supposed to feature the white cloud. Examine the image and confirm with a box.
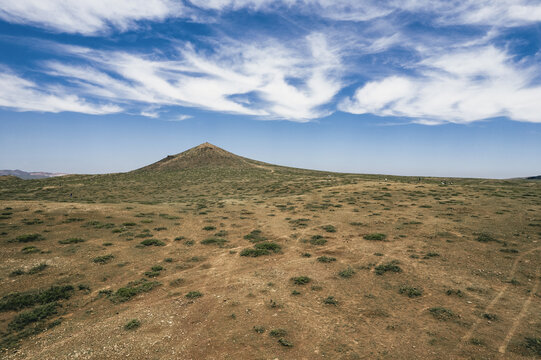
[0,69,122,114]
[339,46,541,123]
[43,33,343,121]
[0,0,184,34]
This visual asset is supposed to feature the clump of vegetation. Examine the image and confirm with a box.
[243,229,266,242]
[523,337,541,356]
[429,307,456,321]
[338,267,355,278]
[109,279,160,303]
[21,246,40,254]
[291,276,311,285]
[323,296,338,305]
[278,338,293,347]
[309,235,327,245]
[399,285,423,298]
[269,328,287,337]
[92,254,114,264]
[321,225,336,233]
[27,263,48,274]
[124,319,141,330]
[482,313,497,321]
[14,234,44,243]
[0,285,74,312]
[185,291,203,299]
[240,242,281,257]
[302,253,312,257]
[289,218,309,227]
[446,289,464,297]
[139,239,165,246]
[476,233,499,243]
[144,265,164,278]
[253,326,265,333]
[364,233,386,241]
[8,303,59,332]
[200,237,228,246]
[202,226,216,231]
[10,269,25,277]
[58,238,85,244]
[317,256,336,263]
[375,260,402,275]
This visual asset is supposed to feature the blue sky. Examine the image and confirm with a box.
[0,1,540,178]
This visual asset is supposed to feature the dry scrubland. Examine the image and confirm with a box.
[0,144,540,359]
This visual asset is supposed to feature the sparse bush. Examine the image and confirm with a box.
[278,338,293,347]
[240,248,269,257]
[0,285,74,312]
[254,242,281,252]
[8,303,59,331]
[185,291,203,299]
[202,226,216,231]
[124,319,141,330]
[399,285,423,298]
[429,307,455,321]
[14,234,44,243]
[10,269,25,277]
[524,337,541,356]
[59,238,85,244]
[253,326,265,333]
[291,276,311,285]
[476,233,498,243]
[244,230,266,242]
[446,289,464,297]
[21,246,40,254]
[338,267,355,278]
[323,296,338,305]
[109,279,160,303]
[317,256,336,263]
[310,235,327,245]
[92,254,114,264]
[27,263,48,274]
[200,237,228,246]
[364,233,386,241]
[375,260,402,275]
[140,239,165,246]
[321,225,336,233]
[482,313,497,321]
[269,328,287,337]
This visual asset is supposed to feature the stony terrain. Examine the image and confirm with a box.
[0,144,540,359]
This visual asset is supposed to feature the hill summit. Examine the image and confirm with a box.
[138,142,262,171]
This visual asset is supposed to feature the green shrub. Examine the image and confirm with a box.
[124,319,141,330]
[21,246,40,254]
[269,328,287,337]
[200,237,228,246]
[109,279,160,303]
[399,285,423,298]
[524,337,541,356]
[291,276,311,285]
[254,242,281,252]
[202,226,216,231]
[123,222,137,227]
[140,239,165,246]
[375,261,402,275]
[92,254,114,264]
[446,289,463,297]
[364,233,386,241]
[309,235,327,245]
[317,256,336,263]
[253,326,265,333]
[338,267,355,278]
[323,296,338,305]
[321,225,336,233]
[243,230,266,242]
[10,269,25,277]
[476,233,498,243]
[278,338,293,347]
[58,238,85,244]
[15,234,44,243]
[0,285,74,312]
[429,307,455,321]
[27,263,48,274]
[8,303,59,331]
[185,291,203,299]
[240,248,269,257]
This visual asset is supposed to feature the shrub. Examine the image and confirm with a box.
[524,337,541,356]
[10,269,25,277]
[323,296,338,305]
[269,329,287,337]
[200,237,228,246]
[278,338,293,347]
[0,285,74,312]
[364,233,386,241]
[482,313,497,321]
[124,319,141,330]
[476,233,498,243]
[291,276,311,285]
[375,261,402,275]
[240,248,269,257]
[321,225,336,233]
[338,267,355,278]
[15,234,44,243]
[123,222,137,227]
[185,291,203,299]
[21,246,40,254]
[58,238,85,244]
[254,242,281,252]
[109,279,160,303]
[92,254,114,264]
[302,253,311,257]
[309,235,327,245]
[140,239,165,246]
[8,303,59,331]
[399,285,423,298]
[446,289,463,297]
[253,326,265,333]
[202,226,216,231]
[27,263,48,274]
[429,307,455,321]
[244,230,266,242]
[317,256,336,263]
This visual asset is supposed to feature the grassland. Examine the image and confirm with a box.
[0,146,540,359]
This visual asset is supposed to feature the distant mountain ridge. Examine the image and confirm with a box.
[526,175,541,180]
[0,169,67,180]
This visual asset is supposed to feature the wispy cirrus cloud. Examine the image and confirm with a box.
[0,68,121,114]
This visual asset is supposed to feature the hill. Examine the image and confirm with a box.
[0,169,67,180]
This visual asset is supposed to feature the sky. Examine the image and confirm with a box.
[0,0,540,178]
